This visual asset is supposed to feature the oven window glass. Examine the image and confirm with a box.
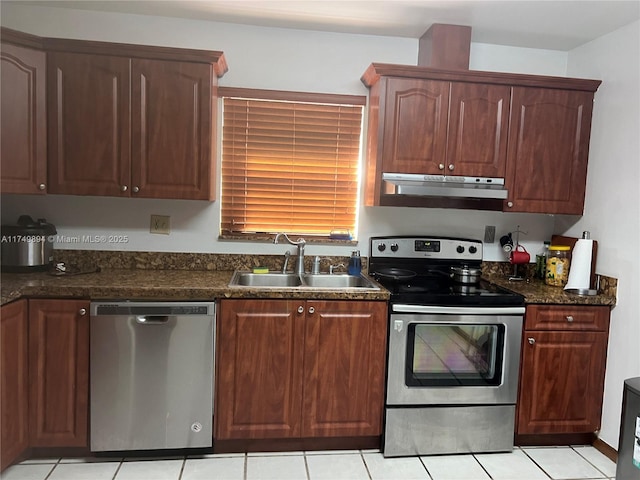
[406,323,505,386]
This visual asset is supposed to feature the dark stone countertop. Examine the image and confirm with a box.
[0,269,391,306]
[484,273,616,306]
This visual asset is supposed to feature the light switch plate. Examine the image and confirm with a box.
[150,215,170,235]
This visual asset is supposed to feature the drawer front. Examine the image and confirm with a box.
[525,305,609,331]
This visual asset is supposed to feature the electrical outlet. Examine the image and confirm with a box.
[150,215,170,235]
[484,225,496,243]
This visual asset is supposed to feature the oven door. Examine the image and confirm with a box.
[387,305,524,406]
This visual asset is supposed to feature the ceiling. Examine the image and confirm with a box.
[12,0,640,51]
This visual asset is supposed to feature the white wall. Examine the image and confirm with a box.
[0,3,566,260]
[561,20,640,449]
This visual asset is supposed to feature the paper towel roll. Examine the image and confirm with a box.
[564,238,593,290]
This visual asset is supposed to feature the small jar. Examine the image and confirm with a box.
[545,245,571,286]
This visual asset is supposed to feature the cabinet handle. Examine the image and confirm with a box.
[121,185,128,192]
[528,337,536,345]
[438,163,445,170]
[297,305,304,314]
[133,186,140,193]
[507,201,513,208]
[566,315,574,322]
[38,183,46,190]
[308,306,315,314]
[79,308,87,316]
[448,164,454,171]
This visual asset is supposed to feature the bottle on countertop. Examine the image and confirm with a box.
[535,241,551,280]
[347,250,362,275]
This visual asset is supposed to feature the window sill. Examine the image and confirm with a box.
[218,233,358,246]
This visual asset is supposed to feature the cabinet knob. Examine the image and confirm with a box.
[507,201,513,208]
[121,185,128,192]
[448,164,454,171]
[133,186,140,193]
[566,315,574,322]
[79,308,87,316]
[308,306,315,314]
[438,163,445,170]
[38,183,46,190]
[297,305,304,314]
[528,337,536,345]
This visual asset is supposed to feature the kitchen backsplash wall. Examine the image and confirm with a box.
[1,193,556,261]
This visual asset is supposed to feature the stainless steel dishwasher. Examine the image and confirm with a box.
[90,301,215,452]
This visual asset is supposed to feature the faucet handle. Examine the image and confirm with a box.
[329,263,345,275]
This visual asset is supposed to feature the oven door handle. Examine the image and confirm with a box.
[391,304,525,315]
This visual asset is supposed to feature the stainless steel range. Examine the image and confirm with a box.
[369,236,525,457]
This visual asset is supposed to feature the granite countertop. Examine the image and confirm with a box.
[484,273,616,306]
[0,269,391,306]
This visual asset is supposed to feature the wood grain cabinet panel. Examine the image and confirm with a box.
[215,299,387,441]
[28,299,90,447]
[47,52,131,196]
[447,82,509,178]
[0,42,47,194]
[505,87,595,214]
[46,43,221,200]
[380,78,449,175]
[517,305,609,437]
[215,299,305,439]
[302,301,387,438]
[1,299,29,470]
[131,59,214,200]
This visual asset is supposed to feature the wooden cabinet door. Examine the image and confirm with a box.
[1,43,47,194]
[1,300,29,470]
[215,299,305,439]
[131,59,214,200]
[517,330,607,435]
[47,52,131,196]
[505,87,594,214]
[447,83,510,178]
[381,78,449,175]
[302,301,387,438]
[28,299,90,447]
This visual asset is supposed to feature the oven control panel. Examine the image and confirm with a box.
[370,236,483,261]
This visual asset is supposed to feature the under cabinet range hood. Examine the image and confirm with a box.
[382,173,508,200]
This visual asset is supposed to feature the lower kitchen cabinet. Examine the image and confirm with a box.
[215,299,387,442]
[28,299,90,447]
[517,305,609,438]
[1,299,29,470]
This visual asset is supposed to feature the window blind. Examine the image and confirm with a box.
[220,92,363,236]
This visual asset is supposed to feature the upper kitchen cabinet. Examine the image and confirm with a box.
[504,87,595,215]
[374,77,508,178]
[0,28,47,194]
[361,63,600,213]
[46,38,227,200]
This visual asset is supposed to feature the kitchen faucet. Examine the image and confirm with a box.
[274,233,306,275]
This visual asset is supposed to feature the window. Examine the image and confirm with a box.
[219,88,365,238]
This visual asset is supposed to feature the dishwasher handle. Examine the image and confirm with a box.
[136,315,170,324]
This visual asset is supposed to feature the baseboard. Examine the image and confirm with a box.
[593,437,618,463]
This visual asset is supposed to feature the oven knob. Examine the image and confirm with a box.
[377,244,386,252]
[390,243,399,252]
[469,246,477,254]
[456,245,465,253]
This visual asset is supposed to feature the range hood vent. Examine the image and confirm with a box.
[382,173,508,200]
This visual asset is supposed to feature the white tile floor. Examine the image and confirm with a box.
[3,446,617,480]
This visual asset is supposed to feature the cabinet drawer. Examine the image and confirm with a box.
[525,305,609,331]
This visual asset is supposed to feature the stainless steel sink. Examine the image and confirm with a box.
[229,272,303,287]
[301,273,379,289]
[228,271,379,289]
